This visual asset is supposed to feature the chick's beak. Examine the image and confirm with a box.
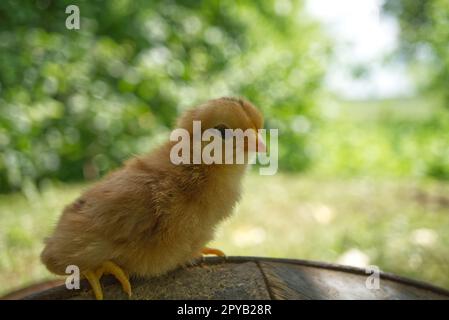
[249,130,266,153]
[257,132,267,153]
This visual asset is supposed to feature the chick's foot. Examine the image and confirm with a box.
[201,247,225,257]
[84,261,131,300]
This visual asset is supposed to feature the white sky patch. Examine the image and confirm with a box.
[305,0,415,99]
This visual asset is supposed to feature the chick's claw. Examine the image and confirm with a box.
[84,261,131,300]
[83,269,103,300]
[201,247,225,257]
[99,261,132,298]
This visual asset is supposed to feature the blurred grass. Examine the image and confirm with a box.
[1,173,449,296]
[213,173,449,290]
[0,182,82,295]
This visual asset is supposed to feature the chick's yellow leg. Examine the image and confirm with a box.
[201,247,225,257]
[96,261,132,298]
[83,270,104,300]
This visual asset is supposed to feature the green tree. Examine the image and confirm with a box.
[0,0,331,192]
[383,0,449,104]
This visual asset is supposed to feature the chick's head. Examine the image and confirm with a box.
[177,97,266,162]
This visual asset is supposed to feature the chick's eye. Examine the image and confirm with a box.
[214,124,229,139]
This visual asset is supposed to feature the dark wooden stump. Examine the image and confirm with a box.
[20,257,449,300]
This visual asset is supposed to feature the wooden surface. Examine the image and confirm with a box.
[22,256,449,300]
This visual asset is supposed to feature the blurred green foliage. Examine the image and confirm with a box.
[310,98,449,180]
[0,0,330,192]
[1,1,449,294]
[1,0,449,193]
[383,0,449,103]
[381,0,449,180]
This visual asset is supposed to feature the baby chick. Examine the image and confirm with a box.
[41,97,265,300]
